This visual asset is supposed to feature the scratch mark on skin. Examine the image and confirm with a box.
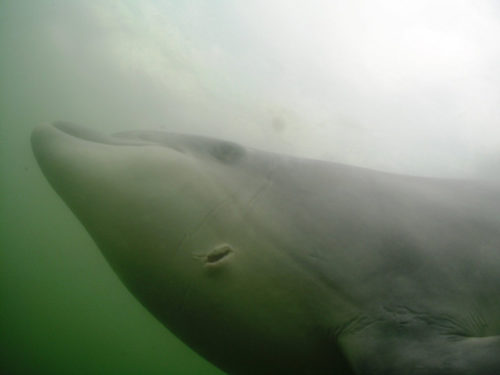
[175,160,282,255]
[380,305,488,337]
[242,159,281,217]
[334,313,382,338]
[174,196,233,254]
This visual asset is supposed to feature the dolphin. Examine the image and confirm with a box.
[31,122,500,374]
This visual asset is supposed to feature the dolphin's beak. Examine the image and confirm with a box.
[31,122,140,211]
[31,122,66,153]
[31,123,83,176]
[31,122,171,254]
[30,122,188,208]
[31,122,101,184]
[31,122,155,190]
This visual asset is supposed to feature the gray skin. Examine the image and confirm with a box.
[31,122,500,375]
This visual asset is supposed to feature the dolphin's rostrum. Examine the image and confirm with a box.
[32,122,500,374]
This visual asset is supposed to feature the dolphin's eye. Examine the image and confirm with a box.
[212,141,245,164]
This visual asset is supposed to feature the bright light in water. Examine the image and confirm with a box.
[30,0,500,176]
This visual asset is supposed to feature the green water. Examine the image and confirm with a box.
[0,1,224,374]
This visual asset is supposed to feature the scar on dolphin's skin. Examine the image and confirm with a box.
[194,244,234,266]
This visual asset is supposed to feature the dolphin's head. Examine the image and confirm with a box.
[31,123,348,374]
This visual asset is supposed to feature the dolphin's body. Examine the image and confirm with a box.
[32,122,500,374]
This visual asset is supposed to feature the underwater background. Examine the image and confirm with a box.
[0,2,225,374]
[2,1,500,374]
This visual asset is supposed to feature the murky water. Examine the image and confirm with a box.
[0,2,224,374]
[3,1,500,374]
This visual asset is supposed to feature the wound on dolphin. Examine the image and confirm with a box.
[206,244,234,264]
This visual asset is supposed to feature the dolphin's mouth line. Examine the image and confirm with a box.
[52,121,154,147]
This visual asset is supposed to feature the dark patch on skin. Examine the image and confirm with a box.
[211,142,245,164]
